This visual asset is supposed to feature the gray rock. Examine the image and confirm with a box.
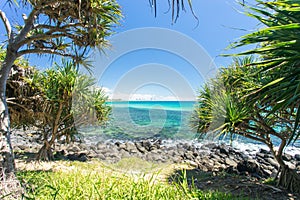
[184,151,195,160]
[172,156,182,163]
[67,153,88,162]
[225,158,238,167]
[265,157,279,169]
[286,162,296,169]
[256,153,265,159]
[185,160,198,168]
[125,142,138,153]
[119,149,130,158]
[218,145,229,156]
[282,154,293,161]
[237,160,260,174]
[259,149,270,154]
[294,154,300,161]
[96,142,107,150]
[141,140,152,151]
[201,157,214,167]
[67,145,81,153]
[135,142,147,153]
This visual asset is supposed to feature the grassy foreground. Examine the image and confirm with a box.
[16,158,238,200]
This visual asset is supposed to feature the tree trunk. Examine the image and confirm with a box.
[36,140,54,161]
[0,46,22,199]
[36,102,64,161]
[274,153,300,193]
[278,166,300,193]
[270,140,300,193]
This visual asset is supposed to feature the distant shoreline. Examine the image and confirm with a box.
[107,100,197,102]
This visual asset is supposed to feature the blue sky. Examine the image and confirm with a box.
[0,0,259,100]
[94,0,259,100]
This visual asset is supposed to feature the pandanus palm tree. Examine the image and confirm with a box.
[31,61,111,161]
[0,0,121,198]
[0,0,197,197]
[229,1,300,191]
[192,56,300,192]
[232,0,300,143]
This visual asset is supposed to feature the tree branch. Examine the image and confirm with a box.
[0,10,12,42]
[16,33,68,48]
[14,8,40,47]
[237,130,266,144]
[17,48,77,60]
[16,31,81,48]
[34,23,85,31]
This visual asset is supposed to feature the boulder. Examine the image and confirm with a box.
[67,152,88,162]
[225,158,238,167]
[184,151,195,160]
[294,154,300,161]
[125,142,138,153]
[135,142,147,153]
[282,153,293,161]
[265,157,279,169]
[218,145,229,156]
[237,160,260,174]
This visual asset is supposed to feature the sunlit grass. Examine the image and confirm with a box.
[17,160,243,200]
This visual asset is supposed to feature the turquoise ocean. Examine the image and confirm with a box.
[81,101,300,154]
[85,101,197,140]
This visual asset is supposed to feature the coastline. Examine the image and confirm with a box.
[12,130,300,177]
[12,129,300,199]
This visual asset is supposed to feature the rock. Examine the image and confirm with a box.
[225,158,238,167]
[184,151,195,160]
[200,157,214,168]
[201,143,218,150]
[67,145,81,153]
[118,143,127,150]
[141,140,152,151]
[185,160,198,168]
[96,153,106,160]
[265,158,279,169]
[96,142,107,150]
[146,153,159,162]
[125,142,138,153]
[213,161,226,170]
[109,152,121,160]
[282,154,292,161]
[219,145,229,156]
[237,160,260,174]
[119,149,130,158]
[294,154,300,161]
[259,149,270,154]
[256,153,265,159]
[200,165,209,172]
[135,142,147,153]
[210,154,222,161]
[296,162,300,170]
[172,156,182,163]
[286,162,296,169]
[67,153,88,162]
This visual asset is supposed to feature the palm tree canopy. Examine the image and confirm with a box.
[231,0,300,142]
[1,0,122,63]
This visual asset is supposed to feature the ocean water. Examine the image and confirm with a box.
[80,101,300,155]
[84,101,197,140]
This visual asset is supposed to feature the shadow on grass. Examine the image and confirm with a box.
[14,150,88,162]
[168,168,299,200]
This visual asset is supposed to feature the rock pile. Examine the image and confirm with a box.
[12,131,300,180]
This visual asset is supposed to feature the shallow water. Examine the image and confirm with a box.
[79,101,300,155]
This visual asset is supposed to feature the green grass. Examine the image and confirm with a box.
[16,160,241,200]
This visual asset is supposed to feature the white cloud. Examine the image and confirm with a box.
[129,93,155,101]
[101,87,195,101]
[101,87,113,98]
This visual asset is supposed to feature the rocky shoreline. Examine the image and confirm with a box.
[12,130,300,181]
